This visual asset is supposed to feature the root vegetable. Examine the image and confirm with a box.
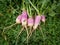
[28,18,34,27]
[41,15,45,22]
[21,10,28,26]
[33,15,41,29]
[16,15,22,24]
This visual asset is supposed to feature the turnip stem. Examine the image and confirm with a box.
[28,0,40,15]
[15,27,24,45]
[3,23,17,32]
[22,0,25,10]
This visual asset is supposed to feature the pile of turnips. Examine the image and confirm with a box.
[16,10,45,30]
[3,7,45,44]
[3,0,46,43]
[2,9,46,45]
[15,10,46,41]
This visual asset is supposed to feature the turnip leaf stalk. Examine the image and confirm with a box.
[28,0,40,15]
[21,10,28,26]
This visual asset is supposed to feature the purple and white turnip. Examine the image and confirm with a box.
[28,17,34,27]
[3,9,46,43]
[33,15,41,30]
[21,10,28,26]
[41,15,45,23]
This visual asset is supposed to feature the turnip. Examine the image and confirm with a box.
[15,10,28,45]
[16,15,22,24]
[28,17,34,27]
[41,15,45,22]
[33,15,41,30]
[21,10,28,26]
[27,17,34,39]
[15,10,28,44]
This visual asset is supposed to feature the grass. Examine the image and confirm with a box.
[0,0,60,45]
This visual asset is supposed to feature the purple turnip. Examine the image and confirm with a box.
[41,15,45,22]
[28,17,34,27]
[33,15,41,30]
[16,15,22,24]
[21,10,28,26]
